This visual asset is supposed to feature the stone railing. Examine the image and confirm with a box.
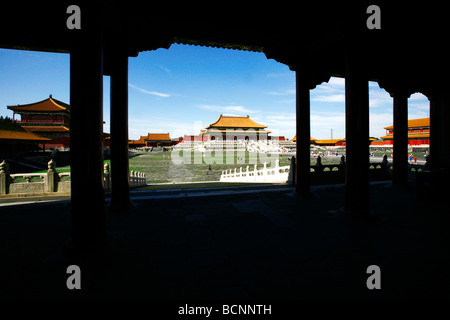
[219,157,427,184]
[102,163,147,192]
[0,160,147,196]
[220,160,290,183]
[0,159,70,195]
[130,170,147,188]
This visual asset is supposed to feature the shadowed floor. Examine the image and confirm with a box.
[0,182,449,300]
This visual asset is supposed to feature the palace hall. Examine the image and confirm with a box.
[7,95,70,150]
[129,133,172,148]
[379,117,430,146]
[203,115,270,141]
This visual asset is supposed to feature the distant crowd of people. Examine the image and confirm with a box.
[311,151,341,158]
[379,153,428,165]
[310,150,428,166]
[408,154,417,164]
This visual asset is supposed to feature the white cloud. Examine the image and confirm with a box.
[405,93,430,119]
[410,92,428,101]
[158,64,172,74]
[412,104,430,111]
[409,111,430,120]
[369,112,393,138]
[265,123,296,140]
[369,89,392,108]
[311,112,345,127]
[265,113,296,121]
[267,89,296,96]
[311,94,345,103]
[262,113,294,128]
[314,77,345,92]
[197,104,259,115]
[327,77,345,87]
[311,77,345,103]
[309,111,346,139]
[128,83,171,98]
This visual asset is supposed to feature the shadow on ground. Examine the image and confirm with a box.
[0,182,449,299]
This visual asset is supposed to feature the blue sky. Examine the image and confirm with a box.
[0,44,430,140]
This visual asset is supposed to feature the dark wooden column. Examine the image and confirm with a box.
[392,92,409,185]
[110,49,131,209]
[70,30,106,249]
[429,94,440,172]
[344,53,370,214]
[295,72,311,195]
[428,90,450,170]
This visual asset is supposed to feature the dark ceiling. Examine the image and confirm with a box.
[1,2,448,93]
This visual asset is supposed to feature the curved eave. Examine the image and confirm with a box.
[0,129,51,142]
[380,133,430,140]
[7,97,70,113]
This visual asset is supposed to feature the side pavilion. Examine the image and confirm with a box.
[129,133,172,148]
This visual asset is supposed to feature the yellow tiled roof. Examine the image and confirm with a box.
[129,138,145,145]
[23,126,69,133]
[204,129,271,134]
[206,115,267,129]
[384,118,429,130]
[314,139,344,145]
[0,129,51,141]
[7,96,70,113]
[146,133,171,141]
[129,133,171,144]
[380,133,430,140]
[292,135,316,142]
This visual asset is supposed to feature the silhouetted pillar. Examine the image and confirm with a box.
[429,95,439,172]
[70,33,106,248]
[392,92,409,185]
[430,91,450,169]
[110,49,130,209]
[344,54,370,214]
[421,89,450,201]
[295,72,311,194]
